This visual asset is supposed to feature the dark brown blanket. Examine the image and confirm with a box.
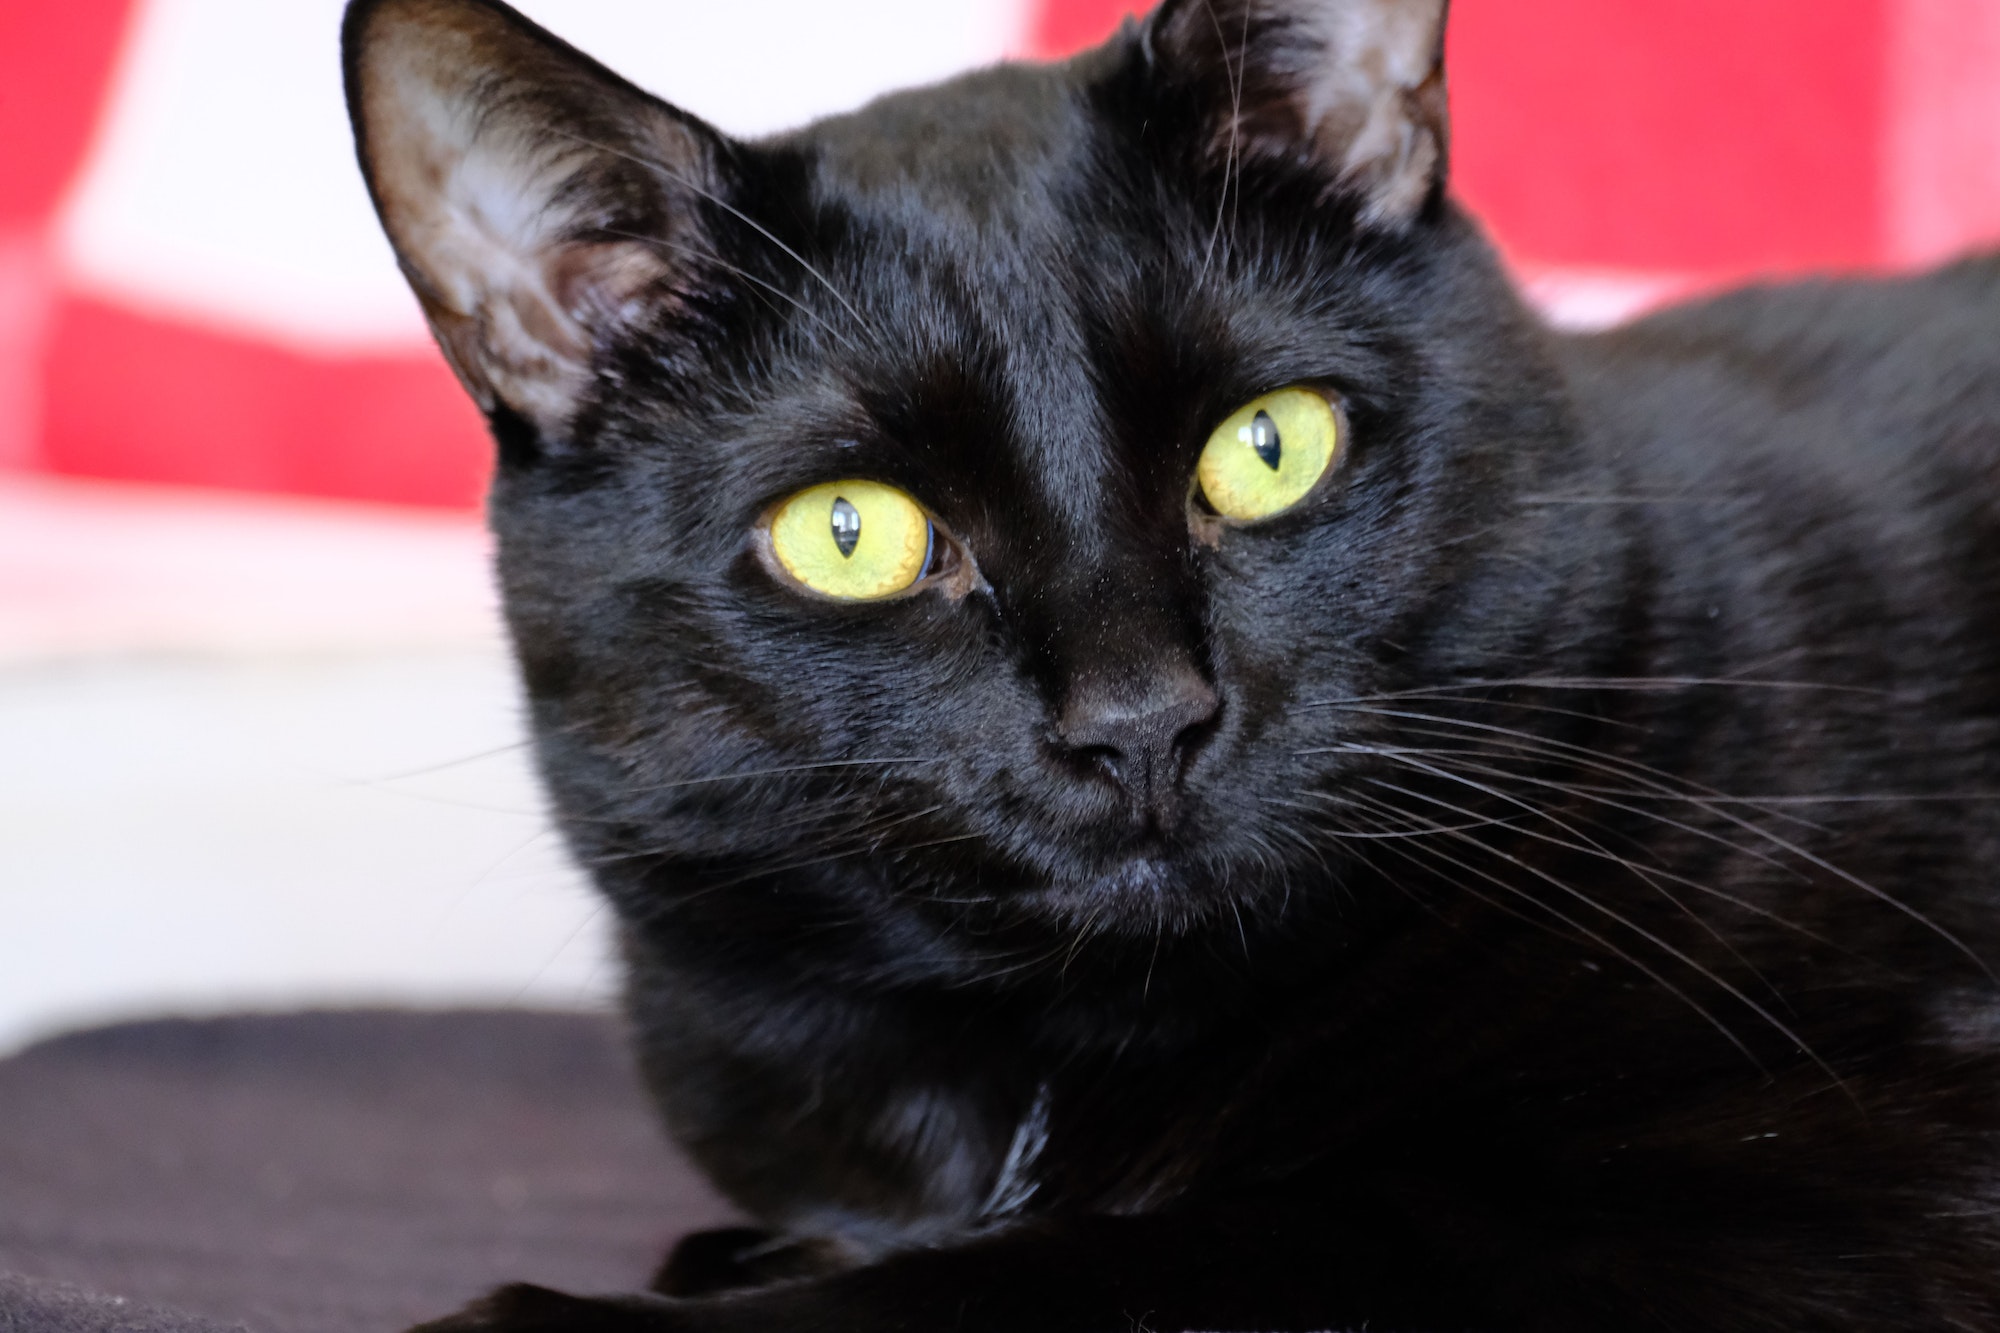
[0,1011,739,1333]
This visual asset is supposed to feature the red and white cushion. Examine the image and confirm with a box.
[3,0,1997,508]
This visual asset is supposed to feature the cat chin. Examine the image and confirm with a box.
[1081,854,1179,900]
[1001,853,1231,928]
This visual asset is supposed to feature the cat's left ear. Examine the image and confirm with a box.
[1144,0,1450,228]
[343,0,735,443]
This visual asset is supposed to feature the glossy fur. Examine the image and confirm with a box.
[344,0,2000,1327]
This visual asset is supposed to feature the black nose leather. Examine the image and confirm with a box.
[1057,668,1220,824]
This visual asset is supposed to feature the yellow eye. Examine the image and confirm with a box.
[766,479,934,600]
[1195,387,1342,522]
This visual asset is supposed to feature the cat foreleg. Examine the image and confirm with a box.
[410,1212,1481,1333]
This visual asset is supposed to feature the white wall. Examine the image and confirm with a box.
[0,476,609,1053]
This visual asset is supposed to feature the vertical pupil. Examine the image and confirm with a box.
[830,496,861,557]
[1243,411,1281,470]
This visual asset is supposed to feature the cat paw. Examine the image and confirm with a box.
[651,1227,862,1296]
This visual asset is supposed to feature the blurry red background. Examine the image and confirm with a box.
[5,0,1998,512]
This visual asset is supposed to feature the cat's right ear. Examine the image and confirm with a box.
[1141,0,1450,230]
[343,0,730,444]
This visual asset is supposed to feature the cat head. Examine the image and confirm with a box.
[345,0,1582,971]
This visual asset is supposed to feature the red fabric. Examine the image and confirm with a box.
[1450,0,1887,276]
[0,0,136,228]
[1028,0,1148,57]
[41,296,490,509]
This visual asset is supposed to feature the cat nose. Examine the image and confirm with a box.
[1056,667,1220,825]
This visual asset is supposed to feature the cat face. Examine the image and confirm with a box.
[347,0,1581,946]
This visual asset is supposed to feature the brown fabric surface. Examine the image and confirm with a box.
[0,1275,246,1333]
[0,1011,740,1333]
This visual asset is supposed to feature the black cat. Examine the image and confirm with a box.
[343,0,2000,1328]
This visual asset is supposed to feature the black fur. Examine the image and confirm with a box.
[344,0,2000,1327]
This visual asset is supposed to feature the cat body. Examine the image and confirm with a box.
[343,0,2000,1327]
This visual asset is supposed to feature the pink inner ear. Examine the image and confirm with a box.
[550,240,678,331]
